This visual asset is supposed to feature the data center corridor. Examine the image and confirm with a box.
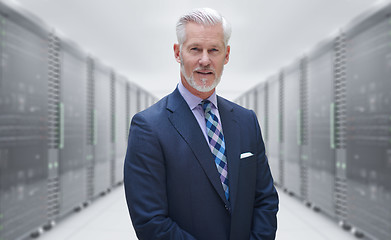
[1,1,390,240]
[35,186,361,240]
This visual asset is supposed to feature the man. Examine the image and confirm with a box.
[124,8,278,240]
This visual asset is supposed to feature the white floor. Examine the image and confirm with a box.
[37,186,361,240]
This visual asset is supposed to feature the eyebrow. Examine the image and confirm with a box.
[187,43,223,48]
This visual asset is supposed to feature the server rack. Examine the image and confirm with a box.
[238,96,244,108]
[333,31,350,230]
[91,59,112,197]
[242,94,247,109]
[281,60,301,196]
[343,4,391,239]
[235,96,244,107]
[265,74,283,186]
[306,38,337,218]
[235,2,391,239]
[246,89,257,111]
[147,90,154,110]
[149,94,156,107]
[244,92,252,109]
[57,38,89,218]
[255,83,268,150]
[145,94,151,109]
[46,32,61,228]
[0,1,158,239]
[142,90,148,110]
[127,83,138,134]
[85,57,95,202]
[136,88,142,112]
[0,3,49,239]
[299,57,309,200]
[112,74,128,186]
[242,93,249,109]
[138,89,148,112]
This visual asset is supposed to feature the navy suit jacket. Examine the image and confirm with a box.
[124,88,278,240]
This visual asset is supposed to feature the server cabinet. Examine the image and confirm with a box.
[112,74,127,185]
[145,90,152,109]
[240,95,246,108]
[128,83,138,132]
[234,96,239,106]
[307,39,337,218]
[235,96,243,107]
[241,92,247,107]
[281,61,301,196]
[246,89,257,111]
[143,90,149,110]
[240,95,247,107]
[135,88,141,112]
[344,5,391,239]
[332,32,351,229]
[145,91,150,109]
[86,58,94,201]
[241,94,248,109]
[255,83,268,151]
[137,89,146,112]
[0,4,49,240]
[146,94,151,108]
[152,96,158,105]
[299,58,309,200]
[265,74,283,186]
[58,39,88,216]
[244,93,250,109]
[143,90,149,109]
[148,94,155,108]
[88,59,112,198]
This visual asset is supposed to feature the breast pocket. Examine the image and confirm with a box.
[237,155,257,204]
[240,154,256,167]
[239,155,257,180]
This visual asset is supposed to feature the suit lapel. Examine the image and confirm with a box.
[166,89,228,204]
[217,96,241,211]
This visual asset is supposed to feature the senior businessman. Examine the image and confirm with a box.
[124,7,279,240]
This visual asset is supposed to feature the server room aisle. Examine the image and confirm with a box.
[36,187,361,240]
[37,186,136,240]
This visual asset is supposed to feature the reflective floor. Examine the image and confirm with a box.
[37,186,362,240]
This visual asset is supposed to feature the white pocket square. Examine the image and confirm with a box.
[240,152,254,159]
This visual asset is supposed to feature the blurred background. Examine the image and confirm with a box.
[8,0,385,100]
[0,0,390,239]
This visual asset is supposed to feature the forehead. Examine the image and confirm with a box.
[184,22,225,47]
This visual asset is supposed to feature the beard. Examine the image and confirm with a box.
[180,57,223,93]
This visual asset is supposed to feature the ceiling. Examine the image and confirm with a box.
[9,0,386,100]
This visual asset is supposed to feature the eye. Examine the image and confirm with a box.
[209,48,219,53]
[190,47,199,51]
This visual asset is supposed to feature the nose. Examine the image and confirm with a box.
[198,50,211,67]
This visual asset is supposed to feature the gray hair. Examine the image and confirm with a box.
[176,8,232,47]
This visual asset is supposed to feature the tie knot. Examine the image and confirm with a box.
[201,100,212,113]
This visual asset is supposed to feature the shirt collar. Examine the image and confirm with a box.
[178,80,218,110]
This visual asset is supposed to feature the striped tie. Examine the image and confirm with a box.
[202,100,229,201]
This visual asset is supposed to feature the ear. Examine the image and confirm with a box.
[174,44,181,63]
[224,45,230,65]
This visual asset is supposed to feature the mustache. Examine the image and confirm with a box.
[193,67,215,74]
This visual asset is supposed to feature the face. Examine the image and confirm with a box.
[174,22,230,98]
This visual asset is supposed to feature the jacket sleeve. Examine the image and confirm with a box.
[250,111,279,240]
[124,113,196,240]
